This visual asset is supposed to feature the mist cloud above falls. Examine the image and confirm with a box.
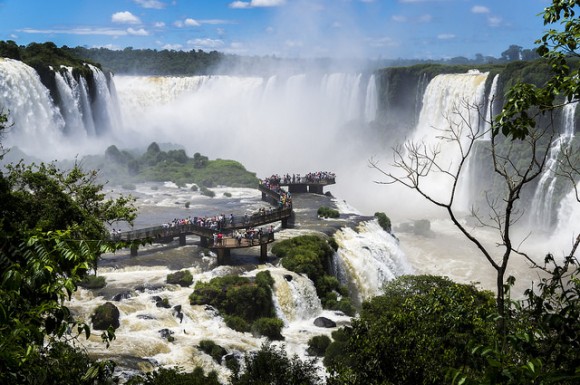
[240,0,375,59]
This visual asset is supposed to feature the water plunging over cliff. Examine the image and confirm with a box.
[0,58,120,158]
[529,102,577,230]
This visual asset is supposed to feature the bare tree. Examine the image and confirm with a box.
[370,99,556,325]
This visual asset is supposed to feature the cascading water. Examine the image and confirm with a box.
[54,67,86,137]
[529,102,577,230]
[482,74,500,140]
[407,71,489,211]
[364,74,377,123]
[0,58,119,158]
[0,58,66,153]
[333,220,413,304]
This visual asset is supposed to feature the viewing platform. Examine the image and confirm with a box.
[113,171,335,264]
[264,172,336,195]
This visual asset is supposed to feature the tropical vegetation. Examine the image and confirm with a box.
[82,141,259,188]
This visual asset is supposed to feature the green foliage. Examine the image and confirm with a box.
[373,211,392,233]
[126,366,221,385]
[451,254,580,385]
[317,206,340,218]
[224,315,250,333]
[251,317,285,340]
[328,275,497,385]
[166,269,193,287]
[200,186,215,198]
[230,343,321,385]
[82,143,259,188]
[323,328,352,368]
[66,46,226,76]
[272,235,354,314]
[189,272,279,335]
[495,2,580,140]
[0,340,117,385]
[0,145,135,382]
[307,335,331,356]
[198,339,228,364]
[78,274,107,289]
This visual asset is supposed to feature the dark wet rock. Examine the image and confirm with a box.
[135,284,165,292]
[173,304,182,313]
[284,274,293,282]
[314,316,336,328]
[112,290,133,301]
[159,328,175,341]
[156,298,171,308]
[137,314,156,320]
[91,302,120,331]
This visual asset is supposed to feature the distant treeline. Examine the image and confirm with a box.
[1,40,541,77]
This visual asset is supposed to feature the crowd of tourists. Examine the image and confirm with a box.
[265,171,336,185]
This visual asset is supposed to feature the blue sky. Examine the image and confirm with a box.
[0,0,552,60]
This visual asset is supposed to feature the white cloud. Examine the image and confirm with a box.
[127,27,149,36]
[471,5,490,14]
[19,27,128,36]
[162,43,183,50]
[366,36,399,48]
[134,0,166,9]
[112,11,141,24]
[285,39,303,48]
[392,15,407,23]
[252,0,285,5]
[184,18,201,27]
[154,21,165,28]
[437,33,455,40]
[229,0,285,8]
[418,14,432,23]
[187,38,225,48]
[200,19,231,25]
[487,16,502,27]
[229,1,250,9]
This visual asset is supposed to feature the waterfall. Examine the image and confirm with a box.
[364,74,377,123]
[269,268,323,324]
[114,72,379,179]
[0,58,120,159]
[0,58,66,154]
[529,102,577,230]
[333,220,413,304]
[482,74,500,140]
[551,181,580,256]
[54,68,86,138]
[88,64,122,135]
[408,71,489,206]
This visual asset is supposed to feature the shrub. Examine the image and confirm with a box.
[328,275,496,385]
[126,366,221,385]
[198,339,228,364]
[251,317,284,340]
[231,344,320,385]
[78,274,106,289]
[223,192,232,197]
[317,206,340,218]
[190,272,278,333]
[307,335,331,356]
[224,315,250,333]
[374,212,392,233]
[200,186,215,198]
[167,269,193,287]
